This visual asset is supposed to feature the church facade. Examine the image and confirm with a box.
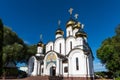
[28,8,94,80]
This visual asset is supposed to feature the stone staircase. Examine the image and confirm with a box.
[23,76,95,80]
[24,76,63,80]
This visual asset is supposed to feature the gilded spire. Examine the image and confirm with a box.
[68,8,73,16]
[74,14,79,20]
[58,20,61,27]
[81,24,84,29]
[40,34,42,41]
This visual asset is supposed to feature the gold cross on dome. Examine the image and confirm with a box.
[40,34,42,41]
[74,14,79,19]
[58,20,61,26]
[68,8,73,15]
[81,24,84,29]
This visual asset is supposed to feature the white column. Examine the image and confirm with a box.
[68,57,72,77]
[56,59,59,76]
[66,27,73,37]
[37,61,40,75]
[43,60,46,76]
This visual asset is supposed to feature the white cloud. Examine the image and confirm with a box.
[24,40,30,44]
[94,61,107,72]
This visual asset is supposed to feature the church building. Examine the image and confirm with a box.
[28,8,94,80]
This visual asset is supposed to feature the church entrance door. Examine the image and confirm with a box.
[50,66,56,76]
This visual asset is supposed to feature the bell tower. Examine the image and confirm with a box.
[55,20,64,38]
[66,8,75,37]
[36,34,44,56]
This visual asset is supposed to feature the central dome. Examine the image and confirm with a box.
[56,28,64,35]
[37,41,44,47]
[73,22,81,30]
[75,29,87,37]
[66,19,76,28]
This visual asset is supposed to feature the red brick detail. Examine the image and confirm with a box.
[64,77,94,80]
[24,76,94,80]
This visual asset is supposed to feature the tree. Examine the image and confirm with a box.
[97,24,120,77]
[1,25,37,77]
[0,19,3,75]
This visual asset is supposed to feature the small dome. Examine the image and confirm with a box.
[56,28,64,35]
[37,41,44,47]
[66,19,76,28]
[73,22,81,30]
[75,29,87,37]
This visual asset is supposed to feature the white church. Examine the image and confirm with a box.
[28,8,94,80]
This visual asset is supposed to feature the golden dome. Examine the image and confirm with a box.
[75,30,87,37]
[56,28,64,35]
[66,19,76,28]
[73,22,81,30]
[37,41,44,47]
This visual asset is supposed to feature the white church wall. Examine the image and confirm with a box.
[73,28,79,37]
[43,52,59,76]
[43,59,47,76]
[75,37,84,49]
[46,41,54,53]
[66,26,73,37]
[28,56,38,76]
[41,65,44,76]
[87,53,94,77]
[66,37,76,55]
[54,38,65,55]
[56,34,63,38]
[68,49,87,77]
[37,47,43,54]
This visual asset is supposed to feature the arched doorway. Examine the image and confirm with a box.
[28,56,35,76]
[50,66,56,76]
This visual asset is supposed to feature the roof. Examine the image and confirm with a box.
[4,61,17,68]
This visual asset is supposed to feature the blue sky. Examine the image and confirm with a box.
[0,0,120,72]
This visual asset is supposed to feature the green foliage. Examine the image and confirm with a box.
[2,26,37,63]
[27,45,37,56]
[5,68,18,77]
[1,24,37,76]
[18,70,27,78]
[95,71,113,79]
[3,26,24,46]
[0,19,3,76]
[97,24,120,77]
[115,77,120,80]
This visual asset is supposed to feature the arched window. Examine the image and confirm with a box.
[60,43,61,53]
[29,62,34,73]
[70,41,72,50]
[64,67,68,73]
[69,31,70,36]
[50,46,52,50]
[76,57,79,70]
[42,68,43,73]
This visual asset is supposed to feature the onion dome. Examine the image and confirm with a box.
[37,41,44,47]
[66,19,76,28]
[75,29,87,37]
[56,28,64,35]
[73,22,81,30]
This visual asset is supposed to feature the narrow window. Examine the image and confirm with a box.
[42,68,43,73]
[70,41,72,50]
[31,63,34,73]
[76,58,79,70]
[60,43,61,53]
[50,46,52,50]
[69,31,70,36]
[64,67,68,73]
